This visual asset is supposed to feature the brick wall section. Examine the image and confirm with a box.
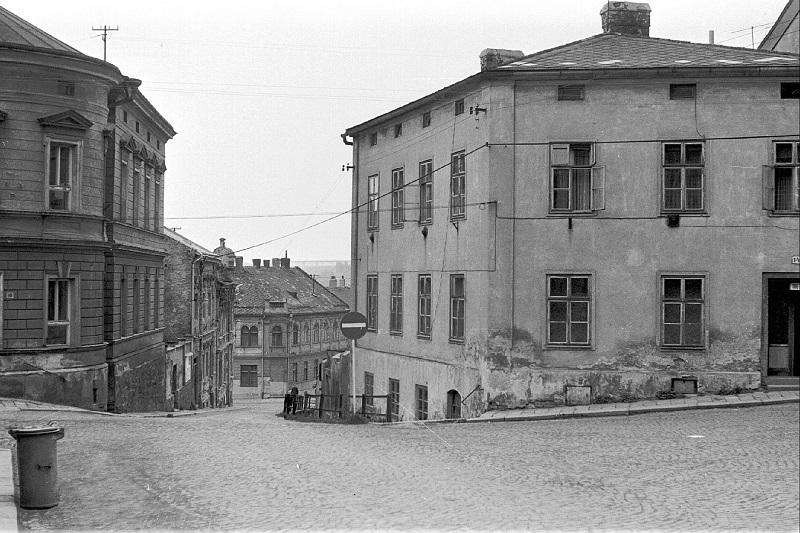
[164,244,195,342]
[108,346,167,413]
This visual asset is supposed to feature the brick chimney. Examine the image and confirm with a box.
[272,258,280,268]
[329,276,337,288]
[235,256,243,268]
[600,2,651,37]
[252,259,261,268]
[479,48,525,71]
[340,276,346,288]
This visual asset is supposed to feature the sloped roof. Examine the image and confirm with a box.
[163,227,216,257]
[0,6,83,55]
[760,0,799,51]
[345,32,799,136]
[497,33,799,71]
[232,266,349,316]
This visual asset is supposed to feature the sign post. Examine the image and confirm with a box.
[340,312,368,415]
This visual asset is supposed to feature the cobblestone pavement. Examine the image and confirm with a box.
[2,399,798,532]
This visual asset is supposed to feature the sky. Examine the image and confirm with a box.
[3,0,791,262]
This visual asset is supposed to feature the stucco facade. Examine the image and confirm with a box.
[0,7,175,411]
[343,3,800,420]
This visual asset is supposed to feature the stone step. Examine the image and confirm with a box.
[766,384,800,392]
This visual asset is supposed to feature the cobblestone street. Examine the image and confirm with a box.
[2,400,798,531]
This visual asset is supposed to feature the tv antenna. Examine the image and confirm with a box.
[92,25,119,61]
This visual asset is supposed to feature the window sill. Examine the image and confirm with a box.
[544,344,594,351]
[659,345,707,351]
[417,334,431,341]
[660,212,709,217]
[390,224,404,230]
[767,211,800,217]
[449,338,465,345]
[547,212,598,218]
[418,220,433,226]
[389,331,402,336]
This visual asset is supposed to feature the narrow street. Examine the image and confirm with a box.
[2,400,798,531]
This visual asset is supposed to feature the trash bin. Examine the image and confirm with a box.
[8,426,65,509]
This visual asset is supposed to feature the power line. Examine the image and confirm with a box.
[91,25,118,61]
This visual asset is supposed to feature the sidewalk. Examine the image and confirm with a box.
[469,390,800,423]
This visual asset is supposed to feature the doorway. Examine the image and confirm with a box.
[446,389,462,419]
[764,275,799,377]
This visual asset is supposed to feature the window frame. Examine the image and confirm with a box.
[780,82,799,99]
[271,325,284,348]
[549,143,604,213]
[415,384,429,420]
[388,378,400,420]
[669,83,697,100]
[545,274,593,348]
[418,274,432,339]
[390,274,403,335]
[367,173,379,231]
[449,274,465,342]
[661,141,706,213]
[763,141,800,214]
[240,365,258,387]
[45,277,73,346]
[44,137,82,212]
[422,111,431,128]
[312,322,319,343]
[394,123,402,138]
[366,275,378,331]
[454,99,465,115]
[391,167,404,228]
[240,325,259,347]
[419,159,433,225]
[659,273,707,350]
[369,132,378,146]
[557,85,585,101]
[450,151,466,220]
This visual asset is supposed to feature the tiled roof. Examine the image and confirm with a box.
[231,266,349,316]
[497,33,799,71]
[0,6,83,54]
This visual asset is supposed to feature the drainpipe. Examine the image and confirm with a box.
[261,306,266,399]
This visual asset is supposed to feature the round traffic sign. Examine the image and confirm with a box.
[340,311,368,340]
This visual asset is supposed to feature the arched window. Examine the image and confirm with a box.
[271,325,284,347]
[322,320,329,341]
[240,325,258,347]
[303,322,310,344]
[292,323,299,346]
[312,322,320,343]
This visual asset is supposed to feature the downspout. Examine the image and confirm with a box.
[190,253,199,406]
[344,133,358,314]
[510,82,517,353]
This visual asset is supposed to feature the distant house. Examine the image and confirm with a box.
[163,230,236,410]
[760,0,799,54]
[342,2,799,420]
[228,250,349,398]
[0,7,176,412]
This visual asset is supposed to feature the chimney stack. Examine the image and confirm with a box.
[235,256,243,268]
[479,48,525,71]
[600,2,651,37]
[272,258,280,268]
[263,259,270,268]
[219,238,226,248]
[252,259,261,268]
[329,276,337,288]
[708,30,715,44]
[340,276,346,288]
[280,251,290,269]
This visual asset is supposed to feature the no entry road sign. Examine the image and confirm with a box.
[340,311,368,340]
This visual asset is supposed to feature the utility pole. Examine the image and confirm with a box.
[92,25,119,61]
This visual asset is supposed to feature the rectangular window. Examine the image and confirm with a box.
[144,276,151,331]
[422,112,431,128]
[455,99,465,115]
[662,142,705,212]
[391,168,404,228]
[47,141,77,210]
[303,361,309,381]
[550,143,604,212]
[292,362,298,383]
[367,174,379,230]
[364,372,374,406]
[369,132,378,146]
[389,378,400,420]
[57,80,75,96]
[394,123,402,138]
[450,274,465,341]
[419,160,433,224]
[120,275,128,337]
[153,277,160,328]
[119,153,129,222]
[132,276,141,334]
[366,274,378,331]
[46,279,70,345]
[780,82,799,99]
[132,158,142,226]
[450,151,466,219]
[240,365,258,387]
[547,275,591,346]
[661,276,705,348]
[415,385,428,420]
[144,166,152,231]
[418,274,432,338]
[558,85,585,101]
[764,141,799,213]
[390,274,403,334]
[154,173,162,232]
[670,83,696,100]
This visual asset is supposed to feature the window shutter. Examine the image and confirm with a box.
[550,144,570,166]
[591,166,606,210]
[763,165,775,211]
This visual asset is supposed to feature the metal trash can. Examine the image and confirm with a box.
[8,426,65,509]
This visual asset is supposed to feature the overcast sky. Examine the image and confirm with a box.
[3,0,791,262]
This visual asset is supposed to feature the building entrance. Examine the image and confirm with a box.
[766,277,799,377]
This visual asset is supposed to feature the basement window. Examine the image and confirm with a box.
[781,82,800,99]
[670,84,696,100]
[558,85,585,101]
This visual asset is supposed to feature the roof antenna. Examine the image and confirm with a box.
[92,25,119,61]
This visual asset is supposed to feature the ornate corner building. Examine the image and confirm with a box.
[0,7,176,412]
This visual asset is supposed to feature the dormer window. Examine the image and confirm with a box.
[269,300,286,308]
